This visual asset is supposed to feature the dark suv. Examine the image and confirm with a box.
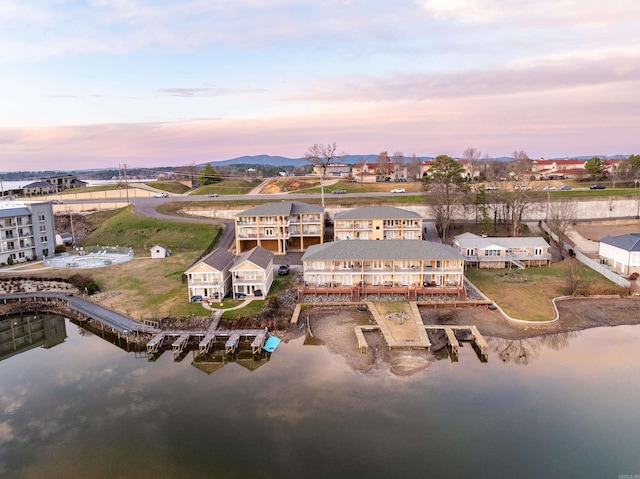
[278,264,290,275]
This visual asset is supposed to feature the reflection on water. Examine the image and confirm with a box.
[1,316,640,479]
[0,314,67,362]
[488,331,580,365]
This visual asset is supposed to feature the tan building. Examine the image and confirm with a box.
[235,201,324,255]
[300,240,466,301]
[185,248,235,300]
[230,246,274,298]
[333,206,422,241]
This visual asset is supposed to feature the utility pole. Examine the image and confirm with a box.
[68,207,75,245]
[124,163,130,206]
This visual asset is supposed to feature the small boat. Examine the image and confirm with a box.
[263,335,281,353]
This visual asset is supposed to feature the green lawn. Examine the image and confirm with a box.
[81,207,218,254]
[147,181,191,194]
[465,261,627,321]
[190,178,263,196]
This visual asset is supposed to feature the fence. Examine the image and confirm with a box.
[541,222,631,289]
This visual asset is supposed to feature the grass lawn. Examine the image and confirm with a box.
[82,207,218,254]
[190,178,262,196]
[70,207,220,318]
[147,181,191,194]
[465,260,627,321]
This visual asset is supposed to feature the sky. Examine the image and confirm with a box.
[1,0,639,172]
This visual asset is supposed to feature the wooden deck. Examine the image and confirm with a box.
[423,325,489,359]
[300,284,466,301]
[146,328,268,358]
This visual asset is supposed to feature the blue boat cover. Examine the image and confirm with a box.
[263,336,281,353]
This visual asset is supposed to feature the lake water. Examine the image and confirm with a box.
[1,316,640,479]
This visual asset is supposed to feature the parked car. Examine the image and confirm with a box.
[485,185,498,191]
[332,189,346,194]
[153,192,168,198]
[206,193,219,197]
[235,292,246,299]
[278,264,290,275]
[391,188,405,193]
[253,289,263,297]
[590,184,606,190]
[559,185,572,190]
[190,295,203,302]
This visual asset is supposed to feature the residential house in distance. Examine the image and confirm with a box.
[40,173,88,193]
[312,163,351,177]
[235,201,324,255]
[452,233,552,269]
[0,201,56,264]
[300,240,466,301]
[22,181,55,197]
[598,234,640,276]
[230,246,274,298]
[185,248,235,301]
[352,161,408,182]
[333,206,422,241]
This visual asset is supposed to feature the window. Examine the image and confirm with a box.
[534,248,544,256]
[40,225,47,232]
[41,236,47,243]
[38,214,45,222]
[485,249,500,257]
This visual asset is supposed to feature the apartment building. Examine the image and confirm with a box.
[333,206,422,241]
[235,201,324,255]
[0,201,56,265]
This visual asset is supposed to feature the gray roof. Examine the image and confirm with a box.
[0,206,31,218]
[23,181,52,188]
[302,240,464,262]
[334,206,421,220]
[236,201,323,217]
[454,234,550,250]
[600,234,640,252]
[187,248,234,273]
[232,246,274,270]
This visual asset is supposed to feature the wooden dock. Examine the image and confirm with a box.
[146,333,165,355]
[172,333,190,359]
[199,333,216,354]
[423,325,489,359]
[225,334,240,355]
[251,331,267,354]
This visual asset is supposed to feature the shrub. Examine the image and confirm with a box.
[69,274,100,295]
[630,272,639,281]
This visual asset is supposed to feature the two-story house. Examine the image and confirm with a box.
[235,201,324,255]
[185,248,235,301]
[453,232,552,269]
[598,234,640,276]
[300,240,466,301]
[230,246,274,298]
[333,206,422,241]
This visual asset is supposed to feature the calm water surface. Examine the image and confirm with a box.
[1,317,640,479]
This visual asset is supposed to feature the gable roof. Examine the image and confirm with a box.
[231,246,274,270]
[236,201,323,217]
[302,240,464,262]
[23,181,53,188]
[334,206,421,220]
[600,234,640,252]
[185,248,235,274]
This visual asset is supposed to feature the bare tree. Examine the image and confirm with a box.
[392,151,405,180]
[376,151,392,181]
[407,153,422,180]
[548,198,578,258]
[304,142,342,207]
[423,155,467,240]
[462,147,483,182]
[566,258,582,295]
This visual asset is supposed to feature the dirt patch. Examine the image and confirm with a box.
[573,222,640,242]
[305,305,434,376]
[260,178,321,194]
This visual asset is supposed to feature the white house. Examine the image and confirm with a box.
[0,201,56,264]
[598,234,640,276]
[230,246,274,298]
[185,248,235,301]
[150,244,170,259]
[453,232,552,269]
[333,206,422,241]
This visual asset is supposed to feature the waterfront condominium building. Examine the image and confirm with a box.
[235,201,324,255]
[333,206,423,241]
[0,201,56,265]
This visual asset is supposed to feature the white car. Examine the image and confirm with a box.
[391,188,405,193]
[153,192,168,198]
[485,185,498,191]
[542,185,557,191]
